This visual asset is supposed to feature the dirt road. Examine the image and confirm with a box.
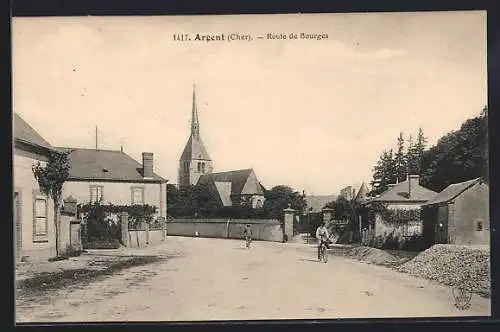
[15,236,491,322]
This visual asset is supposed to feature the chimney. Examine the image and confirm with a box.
[142,152,154,178]
[408,174,419,198]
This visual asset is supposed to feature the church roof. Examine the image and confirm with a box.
[180,135,212,161]
[180,84,212,162]
[197,169,264,196]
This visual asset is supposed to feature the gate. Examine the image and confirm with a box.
[80,212,122,249]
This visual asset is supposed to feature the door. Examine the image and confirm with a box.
[434,205,448,244]
[14,192,22,262]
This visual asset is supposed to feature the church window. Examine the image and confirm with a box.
[255,199,263,209]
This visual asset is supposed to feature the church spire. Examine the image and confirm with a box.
[191,83,200,138]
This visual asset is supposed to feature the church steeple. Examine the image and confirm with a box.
[191,84,200,138]
[178,84,213,187]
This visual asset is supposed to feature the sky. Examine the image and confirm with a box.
[12,11,487,195]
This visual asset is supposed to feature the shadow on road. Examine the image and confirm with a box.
[299,258,321,263]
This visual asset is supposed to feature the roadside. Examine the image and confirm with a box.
[15,243,173,299]
[327,243,491,298]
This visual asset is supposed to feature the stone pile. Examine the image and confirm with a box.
[347,246,400,267]
[397,244,490,297]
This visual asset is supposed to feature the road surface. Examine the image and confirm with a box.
[16,236,491,322]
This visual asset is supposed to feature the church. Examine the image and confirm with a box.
[178,85,266,209]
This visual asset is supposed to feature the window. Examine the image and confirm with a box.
[197,162,201,172]
[183,162,189,172]
[90,185,104,203]
[255,199,263,209]
[201,162,206,173]
[33,194,48,241]
[131,187,145,205]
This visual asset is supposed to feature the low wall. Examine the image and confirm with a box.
[127,229,166,248]
[167,218,283,242]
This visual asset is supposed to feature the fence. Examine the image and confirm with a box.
[127,217,167,248]
[166,218,283,242]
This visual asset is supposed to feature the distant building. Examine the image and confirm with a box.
[421,178,489,246]
[304,195,337,214]
[339,186,356,201]
[354,182,369,204]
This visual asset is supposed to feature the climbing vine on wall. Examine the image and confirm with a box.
[368,201,421,224]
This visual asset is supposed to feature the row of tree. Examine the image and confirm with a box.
[167,184,307,220]
[370,127,427,195]
[369,106,488,194]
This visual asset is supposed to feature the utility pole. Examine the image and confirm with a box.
[95,126,98,150]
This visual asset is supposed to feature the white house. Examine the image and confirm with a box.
[13,113,57,261]
[59,148,168,218]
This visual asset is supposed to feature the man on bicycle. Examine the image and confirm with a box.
[315,221,330,260]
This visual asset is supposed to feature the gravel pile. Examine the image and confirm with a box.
[397,244,491,297]
[347,246,401,267]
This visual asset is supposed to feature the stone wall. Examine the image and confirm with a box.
[166,218,283,242]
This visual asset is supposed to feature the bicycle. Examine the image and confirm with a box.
[245,236,252,249]
[318,241,328,263]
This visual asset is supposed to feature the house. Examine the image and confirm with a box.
[362,175,438,237]
[421,178,489,246]
[13,113,57,261]
[58,148,168,218]
[197,168,265,208]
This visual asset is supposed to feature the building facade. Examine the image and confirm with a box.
[13,113,57,261]
[60,148,168,218]
[422,178,489,246]
[362,175,437,237]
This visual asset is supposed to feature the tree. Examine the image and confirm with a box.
[263,185,306,220]
[394,132,407,183]
[420,107,488,191]
[167,184,221,218]
[370,149,396,196]
[407,127,427,175]
[32,150,71,257]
